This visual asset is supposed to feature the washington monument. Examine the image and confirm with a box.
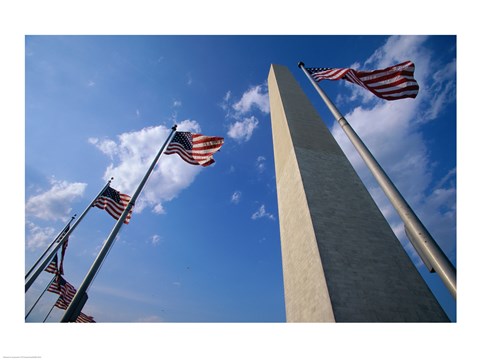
[268,64,448,322]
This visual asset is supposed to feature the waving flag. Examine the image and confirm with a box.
[93,185,133,224]
[75,312,96,323]
[165,131,224,167]
[44,254,59,274]
[306,60,419,100]
[47,275,76,299]
[58,224,70,275]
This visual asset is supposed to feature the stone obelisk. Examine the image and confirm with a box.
[268,64,448,322]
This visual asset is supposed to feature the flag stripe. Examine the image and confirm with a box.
[45,254,59,274]
[76,312,96,323]
[47,280,62,295]
[54,297,69,310]
[165,131,224,167]
[59,224,70,275]
[48,275,92,320]
[93,186,133,224]
[306,60,419,101]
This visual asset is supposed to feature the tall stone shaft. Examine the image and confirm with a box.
[268,64,448,322]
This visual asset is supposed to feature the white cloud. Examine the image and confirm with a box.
[173,100,182,107]
[222,84,269,143]
[151,234,162,246]
[25,221,56,250]
[365,35,429,70]
[251,204,275,221]
[25,178,87,221]
[422,58,456,122]
[232,84,269,115]
[256,156,266,173]
[224,91,231,102]
[220,91,232,113]
[231,191,241,204]
[330,35,456,265]
[227,116,259,142]
[88,137,117,159]
[89,120,202,215]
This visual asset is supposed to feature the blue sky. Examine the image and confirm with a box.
[3,1,478,357]
[24,35,457,324]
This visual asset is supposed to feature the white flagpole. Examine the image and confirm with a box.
[25,215,76,280]
[25,178,113,293]
[61,125,178,322]
[298,62,456,299]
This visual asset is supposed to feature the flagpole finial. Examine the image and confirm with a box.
[172,125,178,131]
[298,61,305,68]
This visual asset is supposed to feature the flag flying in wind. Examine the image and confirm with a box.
[58,224,69,275]
[306,60,419,100]
[49,275,77,311]
[53,297,71,310]
[47,278,62,295]
[45,274,96,321]
[93,185,133,224]
[47,275,76,301]
[75,312,96,323]
[164,131,224,167]
[45,254,59,274]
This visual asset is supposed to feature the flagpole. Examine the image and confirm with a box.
[298,61,456,299]
[25,178,114,293]
[25,216,76,280]
[43,302,56,323]
[25,276,56,320]
[61,125,178,322]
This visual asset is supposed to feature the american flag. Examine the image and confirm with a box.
[49,276,77,309]
[306,60,419,101]
[75,312,96,323]
[93,185,133,224]
[45,254,59,274]
[59,277,77,304]
[164,131,224,167]
[47,277,62,295]
[54,296,69,310]
[59,224,69,275]
[47,275,76,298]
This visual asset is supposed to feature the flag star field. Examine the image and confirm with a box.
[24,35,456,324]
